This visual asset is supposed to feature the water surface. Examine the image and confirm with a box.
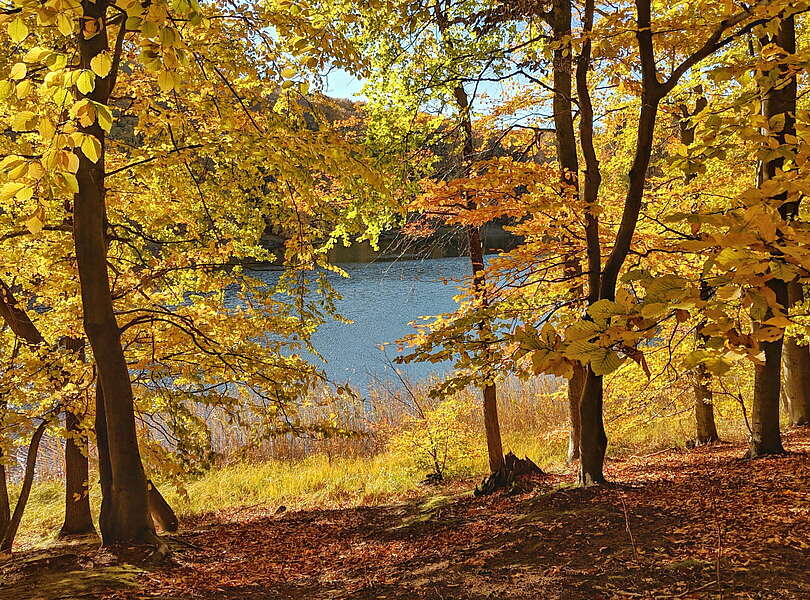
[253,256,470,390]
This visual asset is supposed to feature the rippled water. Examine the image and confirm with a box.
[250,256,470,390]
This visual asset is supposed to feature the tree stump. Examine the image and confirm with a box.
[474,452,544,496]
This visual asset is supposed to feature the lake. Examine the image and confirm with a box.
[253,256,470,391]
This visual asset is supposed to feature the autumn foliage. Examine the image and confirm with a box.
[0,4,807,599]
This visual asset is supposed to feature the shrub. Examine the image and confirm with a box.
[388,396,484,481]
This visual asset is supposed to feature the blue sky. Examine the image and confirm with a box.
[324,69,366,99]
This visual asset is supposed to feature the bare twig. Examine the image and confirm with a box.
[619,493,640,563]
[675,581,717,597]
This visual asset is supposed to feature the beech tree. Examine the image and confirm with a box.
[0,0,385,548]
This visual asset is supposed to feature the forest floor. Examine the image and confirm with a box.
[2,429,809,600]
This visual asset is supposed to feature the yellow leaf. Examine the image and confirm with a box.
[24,205,45,235]
[704,357,732,376]
[0,182,25,200]
[60,172,79,194]
[24,47,50,63]
[157,70,176,92]
[591,349,625,376]
[641,302,667,318]
[9,62,27,80]
[56,13,74,36]
[716,285,739,300]
[80,135,102,163]
[754,326,783,342]
[27,161,43,179]
[8,18,28,43]
[76,70,95,94]
[90,53,112,78]
[66,151,79,173]
[94,102,113,132]
[0,80,13,98]
[7,160,28,179]
[16,185,33,202]
[587,299,621,321]
[763,315,791,328]
[74,102,96,127]
[11,111,34,131]
[0,155,23,171]
[38,118,56,140]
[51,88,73,107]
[15,79,33,99]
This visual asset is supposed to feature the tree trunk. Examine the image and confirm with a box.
[694,366,720,445]
[579,369,607,484]
[574,0,604,483]
[75,0,154,545]
[782,282,810,426]
[749,14,795,457]
[0,459,9,541]
[0,420,48,553]
[694,283,719,446]
[147,481,179,532]
[468,224,505,473]
[95,382,114,541]
[481,384,504,473]
[782,342,810,426]
[567,365,585,462]
[59,410,96,538]
[433,3,505,474]
[0,389,9,539]
[750,313,786,456]
[548,0,585,465]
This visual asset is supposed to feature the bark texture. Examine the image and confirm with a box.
[579,370,607,484]
[680,99,720,446]
[567,366,584,462]
[573,0,606,483]
[59,410,96,538]
[693,289,720,446]
[782,282,810,426]
[95,382,114,539]
[469,225,505,473]
[694,373,720,445]
[75,0,155,544]
[0,459,9,542]
[751,319,786,456]
[458,96,504,473]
